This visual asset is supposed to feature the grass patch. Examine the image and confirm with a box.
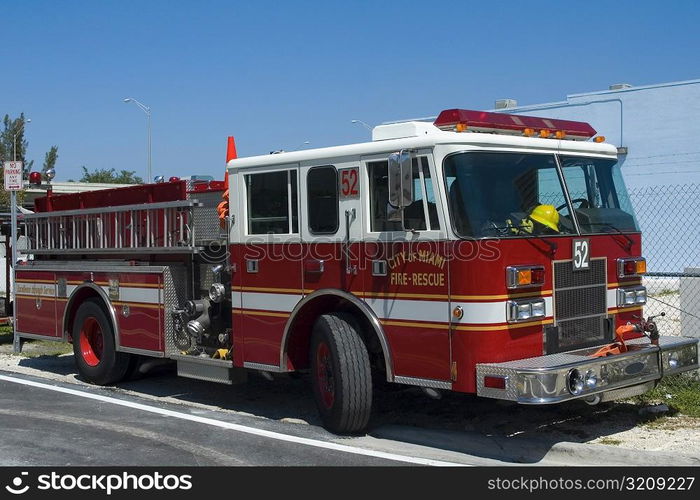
[598,437,622,446]
[633,374,700,418]
[0,326,13,344]
[16,340,73,358]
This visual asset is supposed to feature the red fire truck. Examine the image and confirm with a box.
[14,109,699,433]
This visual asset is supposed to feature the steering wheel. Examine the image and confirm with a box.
[556,198,589,211]
[481,220,509,236]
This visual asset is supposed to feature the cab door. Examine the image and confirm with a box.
[237,165,303,368]
[360,152,452,383]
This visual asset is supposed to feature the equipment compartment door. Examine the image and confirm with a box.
[15,270,59,337]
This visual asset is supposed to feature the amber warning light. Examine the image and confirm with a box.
[434,109,597,140]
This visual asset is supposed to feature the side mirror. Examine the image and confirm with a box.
[388,149,414,209]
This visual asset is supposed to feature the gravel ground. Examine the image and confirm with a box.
[1,342,699,460]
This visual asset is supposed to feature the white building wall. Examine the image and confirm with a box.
[496,79,700,188]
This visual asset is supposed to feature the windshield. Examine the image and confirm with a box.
[443,152,639,238]
[559,155,639,234]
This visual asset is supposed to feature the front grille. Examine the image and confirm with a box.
[547,259,610,353]
[555,286,608,320]
[555,316,609,351]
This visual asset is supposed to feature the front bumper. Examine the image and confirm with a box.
[476,336,699,404]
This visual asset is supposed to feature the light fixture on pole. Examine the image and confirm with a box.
[351,119,373,131]
[123,97,152,183]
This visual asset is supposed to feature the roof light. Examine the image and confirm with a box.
[594,136,606,143]
[539,129,551,138]
[29,171,42,185]
[433,109,597,140]
[455,123,468,132]
[555,130,567,139]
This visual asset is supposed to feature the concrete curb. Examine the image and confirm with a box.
[372,425,700,466]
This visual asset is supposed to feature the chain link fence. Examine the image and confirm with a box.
[629,184,700,401]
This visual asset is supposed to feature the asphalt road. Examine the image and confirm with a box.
[0,373,467,466]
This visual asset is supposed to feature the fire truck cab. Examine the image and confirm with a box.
[15,109,699,434]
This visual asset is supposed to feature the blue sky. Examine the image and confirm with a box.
[2,0,699,182]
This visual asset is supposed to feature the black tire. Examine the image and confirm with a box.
[124,354,145,381]
[310,313,372,434]
[72,298,130,385]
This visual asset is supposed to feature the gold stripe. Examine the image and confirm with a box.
[16,279,55,284]
[358,291,554,301]
[112,301,162,310]
[120,283,162,289]
[454,319,554,331]
[607,306,643,315]
[233,285,552,302]
[609,280,642,288]
[66,280,162,289]
[381,320,450,330]
[358,291,449,300]
[381,318,554,331]
[16,293,56,300]
[451,290,553,301]
[232,286,310,295]
[232,308,290,318]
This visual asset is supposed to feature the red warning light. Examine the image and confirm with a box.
[434,109,596,140]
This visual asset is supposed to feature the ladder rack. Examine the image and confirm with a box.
[21,200,205,255]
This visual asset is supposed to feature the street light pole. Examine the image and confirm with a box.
[123,98,152,182]
[9,118,29,348]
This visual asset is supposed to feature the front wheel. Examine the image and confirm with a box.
[310,313,372,434]
[72,299,130,385]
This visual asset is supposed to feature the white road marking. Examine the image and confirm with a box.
[0,374,467,467]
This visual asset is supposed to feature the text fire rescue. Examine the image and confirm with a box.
[388,249,446,286]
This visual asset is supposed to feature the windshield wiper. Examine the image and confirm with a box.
[487,224,558,255]
[585,223,634,250]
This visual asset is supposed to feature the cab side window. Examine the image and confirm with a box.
[368,157,439,232]
[307,166,339,234]
[246,170,299,234]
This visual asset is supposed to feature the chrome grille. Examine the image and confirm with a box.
[555,286,608,319]
[548,259,610,353]
[555,316,608,351]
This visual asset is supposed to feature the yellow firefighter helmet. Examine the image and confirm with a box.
[529,204,560,232]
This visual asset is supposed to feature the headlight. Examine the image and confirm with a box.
[617,286,646,307]
[585,369,598,389]
[507,298,546,323]
[567,369,584,395]
[668,353,679,370]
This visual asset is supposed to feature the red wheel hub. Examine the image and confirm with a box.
[316,342,335,409]
[79,317,103,367]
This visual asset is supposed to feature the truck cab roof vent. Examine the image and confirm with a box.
[371,121,440,141]
[609,83,633,90]
[495,98,518,109]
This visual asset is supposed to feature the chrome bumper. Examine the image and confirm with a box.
[476,336,699,404]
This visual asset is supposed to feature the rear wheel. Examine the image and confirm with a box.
[72,299,130,385]
[310,313,372,434]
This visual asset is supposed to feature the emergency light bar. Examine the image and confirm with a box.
[434,109,597,141]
